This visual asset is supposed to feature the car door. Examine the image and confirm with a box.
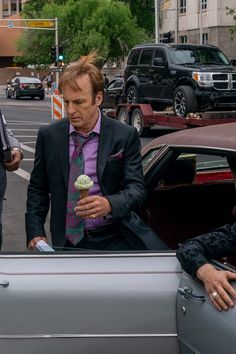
[149,48,172,101]
[0,251,182,354]
[177,261,236,354]
[137,49,154,99]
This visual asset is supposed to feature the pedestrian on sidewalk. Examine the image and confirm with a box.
[0,121,23,249]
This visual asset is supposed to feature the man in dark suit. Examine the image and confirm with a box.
[26,54,165,251]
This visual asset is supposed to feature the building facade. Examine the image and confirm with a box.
[0,0,28,67]
[159,0,236,60]
[0,0,27,18]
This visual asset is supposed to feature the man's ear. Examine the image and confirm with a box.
[95,91,103,106]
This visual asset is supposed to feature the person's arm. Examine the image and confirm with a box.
[4,128,23,171]
[105,127,146,219]
[25,127,50,248]
[176,223,236,310]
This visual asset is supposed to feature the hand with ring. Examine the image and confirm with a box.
[196,263,236,311]
[211,291,218,299]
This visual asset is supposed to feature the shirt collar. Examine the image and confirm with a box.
[69,109,101,136]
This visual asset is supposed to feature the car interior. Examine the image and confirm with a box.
[144,153,236,252]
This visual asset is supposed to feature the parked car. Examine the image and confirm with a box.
[2,123,236,353]
[6,76,45,100]
[123,43,236,116]
[101,77,123,109]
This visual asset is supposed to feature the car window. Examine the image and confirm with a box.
[127,49,140,65]
[19,77,41,83]
[169,47,231,65]
[142,147,162,170]
[154,49,167,64]
[139,49,153,65]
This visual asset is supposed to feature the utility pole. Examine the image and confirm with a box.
[54,18,59,88]
[199,0,203,44]
[155,0,160,43]
[175,0,179,43]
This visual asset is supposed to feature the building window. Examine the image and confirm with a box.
[179,35,188,43]
[179,0,186,14]
[201,0,207,10]
[202,33,208,44]
[11,0,18,14]
[3,0,10,17]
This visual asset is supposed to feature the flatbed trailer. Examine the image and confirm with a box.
[105,103,236,136]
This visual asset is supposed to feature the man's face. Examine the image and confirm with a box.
[62,74,103,133]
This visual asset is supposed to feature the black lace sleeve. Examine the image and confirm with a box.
[176,222,236,278]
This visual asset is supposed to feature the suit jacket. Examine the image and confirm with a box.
[25,113,167,250]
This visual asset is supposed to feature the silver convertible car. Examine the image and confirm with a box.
[2,123,236,354]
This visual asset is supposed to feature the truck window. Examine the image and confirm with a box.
[127,49,140,65]
[139,49,153,65]
[154,49,167,63]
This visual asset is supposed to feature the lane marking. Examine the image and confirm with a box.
[14,135,37,138]
[21,144,35,153]
[8,129,38,131]
[14,168,30,181]
[6,121,49,125]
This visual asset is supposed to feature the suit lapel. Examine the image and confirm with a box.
[97,115,112,181]
[57,120,70,187]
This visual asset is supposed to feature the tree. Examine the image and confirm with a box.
[121,0,155,36]
[16,0,151,66]
[226,7,236,38]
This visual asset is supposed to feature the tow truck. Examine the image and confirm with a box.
[105,103,236,136]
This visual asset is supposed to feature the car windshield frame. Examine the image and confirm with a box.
[169,47,231,66]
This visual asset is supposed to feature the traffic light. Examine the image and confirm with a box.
[58,46,64,61]
[50,46,56,63]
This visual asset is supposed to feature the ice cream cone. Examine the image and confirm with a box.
[79,189,89,199]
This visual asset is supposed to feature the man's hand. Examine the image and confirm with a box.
[74,195,112,219]
[197,263,236,311]
[28,236,48,251]
[4,148,22,171]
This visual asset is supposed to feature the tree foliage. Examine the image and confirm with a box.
[16,0,151,66]
[226,7,236,38]
[121,0,155,36]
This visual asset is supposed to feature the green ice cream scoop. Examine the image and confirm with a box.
[74,174,93,190]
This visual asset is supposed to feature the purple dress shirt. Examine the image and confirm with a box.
[68,110,111,229]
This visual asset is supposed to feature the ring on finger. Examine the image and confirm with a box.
[211,291,218,299]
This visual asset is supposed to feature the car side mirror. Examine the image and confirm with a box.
[153,57,166,67]
[230,59,236,66]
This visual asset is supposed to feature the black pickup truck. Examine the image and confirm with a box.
[123,43,236,116]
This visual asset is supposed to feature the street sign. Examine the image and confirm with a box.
[27,20,55,28]
[51,67,64,72]
[7,21,13,28]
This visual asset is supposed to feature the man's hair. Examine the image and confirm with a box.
[59,52,104,101]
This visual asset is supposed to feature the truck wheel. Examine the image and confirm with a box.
[131,108,149,136]
[173,86,197,117]
[117,107,130,125]
[126,85,139,104]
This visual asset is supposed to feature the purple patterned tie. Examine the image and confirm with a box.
[65,132,95,245]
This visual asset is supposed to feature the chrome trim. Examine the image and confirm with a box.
[0,333,178,339]
[0,252,176,259]
[208,72,236,91]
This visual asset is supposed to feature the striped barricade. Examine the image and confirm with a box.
[51,89,64,120]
